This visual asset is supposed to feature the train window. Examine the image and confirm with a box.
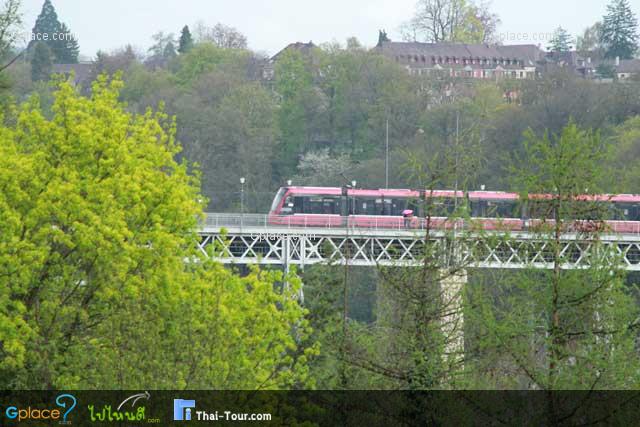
[408,198,420,212]
[322,197,341,214]
[491,200,518,217]
[288,195,341,214]
[307,196,324,214]
[382,199,392,215]
[427,197,456,217]
[612,203,640,221]
[293,196,305,214]
[354,197,377,215]
[280,196,293,214]
[271,188,287,213]
[471,200,518,218]
[527,200,553,219]
[390,198,408,216]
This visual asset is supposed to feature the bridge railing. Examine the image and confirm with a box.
[201,213,640,235]
[203,213,270,228]
[202,213,465,231]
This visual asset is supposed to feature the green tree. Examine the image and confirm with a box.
[596,62,616,78]
[193,21,248,49]
[0,0,22,63]
[163,40,177,60]
[547,27,574,52]
[609,115,640,192]
[30,0,78,63]
[173,42,249,85]
[600,0,639,59]
[146,31,177,69]
[468,122,640,395]
[30,41,52,81]
[30,0,58,47]
[576,22,605,59]
[0,76,314,388]
[401,0,500,43]
[274,48,320,177]
[52,22,79,63]
[178,25,193,54]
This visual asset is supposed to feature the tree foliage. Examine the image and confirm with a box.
[193,21,248,49]
[145,31,177,69]
[178,25,194,54]
[30,41,52,81]
[0,0,22,60]
[547,27,573,52]
[467,122,640,393]
[576,22,604,59]
[600,0,639,59]
[0,76,314,389]
[401,0,500,43]
[30,0,78,64]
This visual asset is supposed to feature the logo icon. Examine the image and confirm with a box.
[173,399,196,421]
[56,394,77,423]
[117,392,150,411]
[88,392,154,423]
[5,394,77,423]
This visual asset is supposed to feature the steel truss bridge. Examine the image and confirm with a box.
[199,214,640,271]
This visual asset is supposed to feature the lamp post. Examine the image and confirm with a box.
[385,118,424,189]
[240,177,245,214]
[385,118,389,189]
[351,180,357,214]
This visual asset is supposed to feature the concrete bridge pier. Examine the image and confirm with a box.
[441,269,466,366]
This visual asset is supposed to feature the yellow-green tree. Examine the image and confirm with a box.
[0,76,314,389]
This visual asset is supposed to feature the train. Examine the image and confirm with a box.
[267,186,640,233]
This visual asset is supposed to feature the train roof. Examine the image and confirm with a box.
[282,187,640,202]
[285,187,463,197]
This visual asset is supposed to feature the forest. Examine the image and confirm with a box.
[2,0,640,397]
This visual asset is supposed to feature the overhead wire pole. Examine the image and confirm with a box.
[385,117,389,189]
[454,111,459,211]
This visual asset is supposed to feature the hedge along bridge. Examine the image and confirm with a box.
[199,213,640,271]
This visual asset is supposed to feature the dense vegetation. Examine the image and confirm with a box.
[2,0,640,392]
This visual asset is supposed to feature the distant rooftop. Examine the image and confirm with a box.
[617,59,640,73]
[270,41,316,62]
[52,62,94,86]
[377,41,544,67]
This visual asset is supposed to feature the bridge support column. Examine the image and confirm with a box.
[441,269,466,366]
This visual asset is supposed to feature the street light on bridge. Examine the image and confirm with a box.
[240,177,245,214]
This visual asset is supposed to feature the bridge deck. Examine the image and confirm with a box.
[199,214,640,270]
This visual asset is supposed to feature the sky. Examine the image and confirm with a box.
[18,0,640,58]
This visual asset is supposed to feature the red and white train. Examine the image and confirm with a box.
[268,186,640,233]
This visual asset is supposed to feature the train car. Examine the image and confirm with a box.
[267,186,640,232]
